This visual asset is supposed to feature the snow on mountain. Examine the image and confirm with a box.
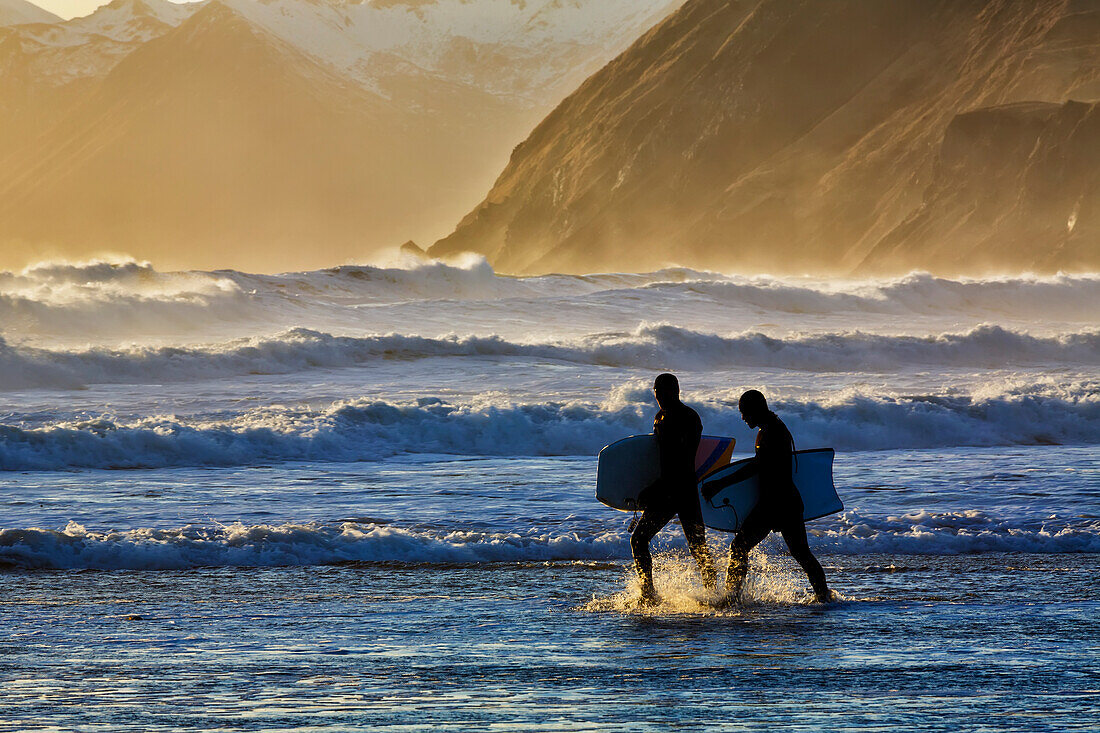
[63,0,198,36]
[1,0,199,86]
[3,0,680,99]
[216,0,683,102]
[0,0,59,26]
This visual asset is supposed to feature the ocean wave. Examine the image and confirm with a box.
[0,255,701,306]
[814,509,1100,555]
[0,521,627,571]
[1,383,1096,470]
[0,257,253,339]
[672,271,1100,319]
[0,256,524,340]
[3,257,1098,341]
[1,511,1095,570]
[2,324,1096,391]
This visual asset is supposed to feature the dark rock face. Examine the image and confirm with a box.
[864,100,1100,273]
[430,0,1100,275]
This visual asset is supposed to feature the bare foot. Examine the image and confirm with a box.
[714,592,741,609]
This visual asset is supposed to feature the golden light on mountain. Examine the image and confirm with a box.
[431,0,1100,275]
[0,0,680,272]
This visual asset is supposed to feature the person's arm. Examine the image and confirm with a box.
[656,436,677,482]
[755,425,792,493]
[688,409,702,468]
[637,477,665,509]
[656,409,696,481]
[647,412,676,506]
[701,458,758,501]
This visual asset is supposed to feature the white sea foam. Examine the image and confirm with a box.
[1,382,1095,470]
[0,521,627,570]
[1,324,1096,391]
[812,509,1100,555]
[641,270,1100,319]
[3,258,1098,342]
[0,511,1095,571]
[0,257,252,340]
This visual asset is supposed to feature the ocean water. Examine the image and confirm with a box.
[1,257,1097,730]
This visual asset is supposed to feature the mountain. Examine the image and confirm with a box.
[0,0,407,266]
[0,0,59,26]
[863,100,1100,272]
[217,0,683,107]
[0,0,200,162]
[429,0,1100,275]
[0,0,681,272]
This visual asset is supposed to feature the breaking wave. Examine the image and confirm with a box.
[2,324,1096,391]
[673,271,1100,319]
[2,257,1098,341]
[1,382,1096,470]
[0,521,626,571]
[0,258,253,339]
[1,510,1096,570]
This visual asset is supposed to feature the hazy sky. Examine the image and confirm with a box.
[31,0,196,20]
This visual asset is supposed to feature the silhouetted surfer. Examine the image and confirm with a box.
[703,390,830,604]
[630,373,716,604]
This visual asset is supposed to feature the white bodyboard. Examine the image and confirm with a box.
[698,448,842,532]
[596,435,734,511]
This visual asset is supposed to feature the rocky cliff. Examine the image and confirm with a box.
[863,100,1099,272]
[430,0,1100,274]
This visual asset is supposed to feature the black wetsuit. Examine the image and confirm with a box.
[721,411,828,600]
[629,401,716,596]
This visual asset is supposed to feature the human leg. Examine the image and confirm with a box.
[678,500,716,590]
[725,513,771,603]
[629,504,676,602]
[779,521,830,601]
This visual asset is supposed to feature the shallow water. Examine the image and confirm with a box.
[2,556,1097,731]
[2,447,1096,567]
[1,449,1097,730]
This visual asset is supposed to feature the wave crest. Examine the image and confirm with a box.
[2,324,1096,391]
[1,511,1095,571]
[1,383,1096,470]
[3,257,1098,340]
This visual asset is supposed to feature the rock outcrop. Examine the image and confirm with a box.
[863,101,1099,272]
[430,0,1100,275]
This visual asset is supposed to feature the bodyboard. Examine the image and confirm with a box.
[595,434,734,511]
[698,448,842,532]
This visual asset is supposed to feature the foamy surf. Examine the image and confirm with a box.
[1,324,1097,391]
[3,258,1098,342]
[1,510,1097,571]
[2,382,1096,470]
[582,551,855,616]
[0,521,628,571]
